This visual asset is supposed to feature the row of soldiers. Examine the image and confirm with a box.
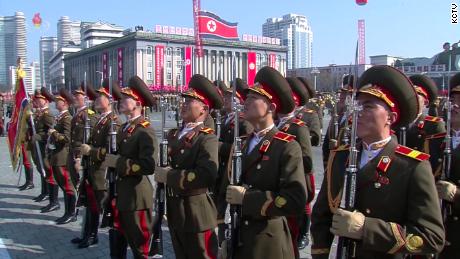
[16,63,459,259]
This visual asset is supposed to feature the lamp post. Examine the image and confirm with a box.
[311,67,320,91]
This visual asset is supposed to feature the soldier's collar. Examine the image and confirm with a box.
[76,106,87,113]
[253,124,275,139]
[127,115,142,125]
[362,136,392,151]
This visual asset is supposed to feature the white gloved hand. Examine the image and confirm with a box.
[330,208,365,240]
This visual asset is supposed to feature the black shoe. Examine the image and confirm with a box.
[41,203,60,213]
[57,214,77,225]
[18,182,34,191]
[71,237,83,244]
[55,214,68,224]
[77,235,98,248]
[33,193,48,202]
[297,234,309,250]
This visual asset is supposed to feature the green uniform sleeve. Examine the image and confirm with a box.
[167,134,218,191]
[52,117,71,144]
[361,161,445,255]
[242,141,307,219]
[116,128,158,177]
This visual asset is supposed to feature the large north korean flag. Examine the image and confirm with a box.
[198,11,239,40]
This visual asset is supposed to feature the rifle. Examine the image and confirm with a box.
[149,96,167,257]
[342,69,354,146]
[441,54,453,219]
[76,72,91,217]
[28,109,46,178]
[101,67,118,228]
[226,55,243,259]
[336,42,361,259]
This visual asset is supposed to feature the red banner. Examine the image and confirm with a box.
[269,54,277,69]
[102,52,108,78]
[247,52,257,85]
[184,46,193,87]
[117,48,124,86]
[7,75,30,170]
[198,11,239,40]
[155,45,165,86]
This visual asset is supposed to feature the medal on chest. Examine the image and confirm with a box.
[374,156,391,189]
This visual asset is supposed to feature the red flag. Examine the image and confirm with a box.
[7,74,31,170]
[198,11,239,40]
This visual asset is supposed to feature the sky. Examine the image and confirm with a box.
[0,0,458,66]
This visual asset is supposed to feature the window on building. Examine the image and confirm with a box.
[167,72,172,80]
[176,60,182,69]
[175,48,182,57]
[167,61,172,68]
[147,72,152,80]
[166,48,172,56]
[147,47,152,55]
[147,61,152,68]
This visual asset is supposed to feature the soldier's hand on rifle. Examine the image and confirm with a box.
[74,158,81,172]
[226,185,246,205]
[105,154,119,168]
[436,180,457,202]
[154,166,171,183]
[80,144,91,156]
[330,208,365,240]
[48,128,56,135]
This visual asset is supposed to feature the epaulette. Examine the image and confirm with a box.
[291,118,305,127]
[395,145,430,161]
[424,115,443,123]
[273,131,296,142]
[200,127,214,134]
[333,144,350,152]
[87,109,95,115]
[139,120,150,128]
[426,132,447,140]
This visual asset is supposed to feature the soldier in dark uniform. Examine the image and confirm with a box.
[297,77,322,146]
[311,65,445,258]
[284,77,315,253]
[397,74,445,151]
[104,76,157,259]
[424,73,460,259]
[322,75,354,169]
[48,89,76,224]
[155,74,221,259]
[215,78,254,244]
[0,94,5,136]
[70,83,108,248]
[68,83,97,188]
[221,66,307,259]
[35,88,60,211]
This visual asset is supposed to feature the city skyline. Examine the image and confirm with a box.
[0,0,458,67]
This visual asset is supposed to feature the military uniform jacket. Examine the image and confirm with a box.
[70,107,96,159]
[279,117,314,204]
[115,116,157,212]
[297,106,322,146]
[87,112,120,190]
[230,127,306,259]
[401,114,445,151]
[311,139,445,259]
[424,132,460,259]
[165,124,218,233]
[49,111,71,166]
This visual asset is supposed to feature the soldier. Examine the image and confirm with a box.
[68,83,96,188]
[215,78,254,244]
[0,94,4,136]
[221,66,307,259]
[284,77,315,253]
[48,89,75,224]
[70,83,108,248]
[424,73,460,259]
[297,77,322,146]
[104,76,157,259]
[34,88,60,211]
[322,75,354,169]
[311,65,445,258]
[155,74,221,259]
[398,74,445,150]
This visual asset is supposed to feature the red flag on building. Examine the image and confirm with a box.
[198,11,239,40]
[7,71,31,170]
